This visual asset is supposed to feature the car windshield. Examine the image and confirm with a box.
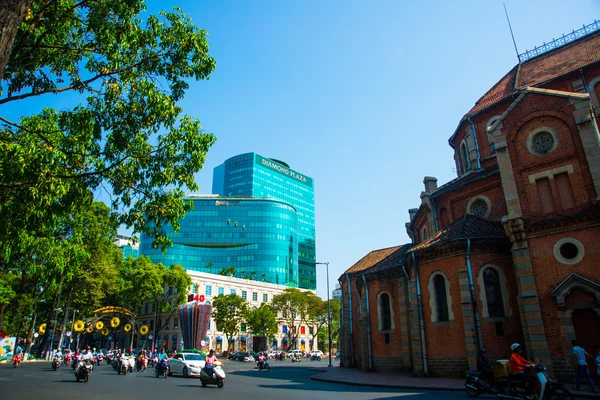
[183,354,205,361]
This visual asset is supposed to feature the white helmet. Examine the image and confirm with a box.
[511,343,521,352]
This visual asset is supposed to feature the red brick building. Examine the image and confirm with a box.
[338,24,600,379]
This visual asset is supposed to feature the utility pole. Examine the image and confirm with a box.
[316,262,332,367]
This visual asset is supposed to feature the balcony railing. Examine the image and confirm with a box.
[518,20,600,63]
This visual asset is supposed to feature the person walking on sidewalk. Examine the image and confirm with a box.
[571,340,596,393]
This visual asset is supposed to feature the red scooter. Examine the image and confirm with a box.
[12,353,22,368]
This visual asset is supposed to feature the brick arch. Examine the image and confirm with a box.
[511,108,577,136]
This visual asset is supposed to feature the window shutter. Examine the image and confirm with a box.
[555,173,575,209]
[536,178,555,213]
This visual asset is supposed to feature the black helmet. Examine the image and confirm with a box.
[479,348,486,355]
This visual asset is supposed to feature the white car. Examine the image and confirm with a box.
[310,350,323,358]
[287,350,303,358]
[169,353,206,377]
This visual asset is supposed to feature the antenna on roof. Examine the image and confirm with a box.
[503,2,520,62]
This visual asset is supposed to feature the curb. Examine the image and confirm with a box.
[309,373,464,393]
[309,373,599,399]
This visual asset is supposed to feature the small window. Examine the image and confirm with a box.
[536,178,555,213]
[422,227,429,241]
[174,318,178,329]
[241,323,246,332]
[230,289,236,295]
[242,290,247,300]
[263,293,268,302]
[559,242,579,260]
[531,131,555,155]
[495,321,504,336]
[555,173,575,209]
[205,286,212,296]
[553,238,585,265]
[218,287,224,295]
[461,143,471,172]
[252,292,258,301]
[470,199,488,218]
[300,326,305,334]
[433,275,449,322]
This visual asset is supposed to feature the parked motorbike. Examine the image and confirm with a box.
[155,359,170,378]
[75,361,93,383]
[466,364,573,400]
[199,361,225,388]
[12,353,22,368]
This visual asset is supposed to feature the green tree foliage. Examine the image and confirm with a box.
[211,294,247,351]
[120,256,191,342]
[0,0,215,336]
[218,267,236,277]
[270,288,310,350]
[244,303,277,339]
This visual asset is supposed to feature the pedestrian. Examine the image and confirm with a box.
[572,340,596,393]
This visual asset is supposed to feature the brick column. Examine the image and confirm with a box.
[458,267,478,372]
[491,120,552,368]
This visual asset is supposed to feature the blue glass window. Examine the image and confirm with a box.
[205,285,212,296]
[218,287,224,295]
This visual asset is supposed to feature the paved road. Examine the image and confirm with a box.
[0,359,468,400]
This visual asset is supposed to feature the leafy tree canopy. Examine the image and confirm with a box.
[244,303,277,339]
[211,293,247,344]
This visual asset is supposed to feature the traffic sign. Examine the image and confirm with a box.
[148,335,153,340]
[33,333,39,338]
[66,331,71,337]
[200,340,206,347]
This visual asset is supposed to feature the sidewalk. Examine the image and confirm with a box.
[309,366,600,399]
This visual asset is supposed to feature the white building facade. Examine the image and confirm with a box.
[187,270,318,353]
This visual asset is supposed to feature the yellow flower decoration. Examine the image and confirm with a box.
[110,317,120,328]
[101,327,109,336]
[139,325,149,335]
[74,320,85,332]
[123,323,132,332]
[95,321,104,330]
[86,326,94,333]
[39,323,47,334]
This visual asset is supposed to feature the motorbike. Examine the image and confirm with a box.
[95,354,103,366]
[71,355,80,370]
[199,361,225,388]
[64,354,71,366]
[117,356,128,375]
[155,359,170,378]
[311,354,322,361]
[127,355,135,373]
[291,354,301,363]
[257,359,271,371]
[466,364,573,400]
[75,361,93,383]
[52,356,61,370]
[136,357,147,372]
[12,353,22,368]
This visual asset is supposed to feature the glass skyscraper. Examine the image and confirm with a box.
[139,196,299,286]
[212,153,316,290]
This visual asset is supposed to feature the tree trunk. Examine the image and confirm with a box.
[0,0,32,83]
[0,303,7,333]
[36,278,64,358]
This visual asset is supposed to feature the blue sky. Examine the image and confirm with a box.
[162,0,598,298]
[5,1,599,299]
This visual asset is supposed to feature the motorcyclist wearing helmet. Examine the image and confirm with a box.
[204,349,218,377]
[477,348,494,387]
[509,343,535,398]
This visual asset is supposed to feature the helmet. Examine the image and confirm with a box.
[511,343,521,352]
[478,348,486,355]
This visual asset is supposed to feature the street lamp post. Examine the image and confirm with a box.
[316,262,332,368]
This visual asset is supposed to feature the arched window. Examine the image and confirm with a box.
[461,143,470,172]
[433,274,449,322]
[483,268,505,318]
[378,293,393,331]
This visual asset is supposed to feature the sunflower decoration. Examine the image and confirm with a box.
[74,320,85,332]
[101,327,109,336]
[38,323,47,334]
[123,323,132,333]
[139,325,149,335]
[95,321,104,330]
[110,317,120,328]
[86,326,94,333]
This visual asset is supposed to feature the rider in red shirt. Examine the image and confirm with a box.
[510,343,534,373]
